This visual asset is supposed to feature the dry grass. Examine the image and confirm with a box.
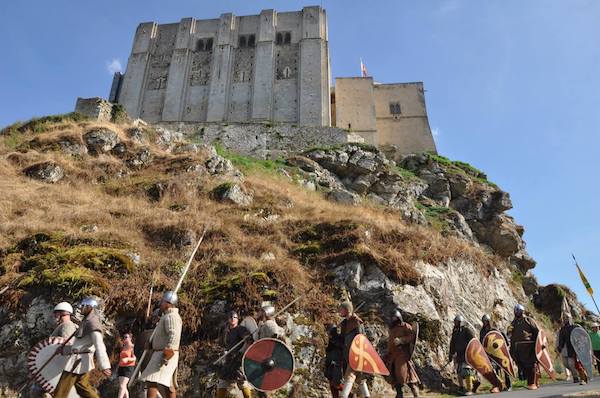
[0,119,508,339]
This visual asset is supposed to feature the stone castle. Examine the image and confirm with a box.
[100,6,436,155]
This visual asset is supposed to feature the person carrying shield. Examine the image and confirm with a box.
[480,314,511,391]
[557,314,588,385]
[30,302,79,398]
[589,323,600,374]
[508,304,539,390]
[338,301,371,398]
[448,315,479,396]
[139,291,182,398]
[216,310,254,398]
[53,297,111,398]
[324,325,345,397]
[257,305,285,340]
[383,309,420,398]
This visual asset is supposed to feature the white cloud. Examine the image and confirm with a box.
[106,58,122,75]
[436,0,461,16]
[432,127,441,137]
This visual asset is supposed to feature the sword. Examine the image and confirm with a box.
[128,226,208,387]
[213,286,315,365]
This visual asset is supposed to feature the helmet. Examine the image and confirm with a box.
[454,314,464,325]
[79,297,98,309]
[391,308,403,323]
[262,305,275,318]
[228,310,239,320]
[53,302,73,314]
[514,304,525,315]
[162,291,178,305]
[564,314,573,325]
[482,314,491,323]
[339,301,353,314]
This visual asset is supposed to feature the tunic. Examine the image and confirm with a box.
[385,321,420,385]
[340,315,365,367]
[140,307,182,388]
[219,323,251,381]
[449,326,475,363]
[257,319,284,339]
[51,320,78,339]
[509,316,538,366]
[62,312,110,374]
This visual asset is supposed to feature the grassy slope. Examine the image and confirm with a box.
[0,116,564,395]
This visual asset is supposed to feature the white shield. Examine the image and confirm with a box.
[27,336,80,397]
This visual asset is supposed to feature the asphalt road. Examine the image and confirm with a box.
[474,379,600,398]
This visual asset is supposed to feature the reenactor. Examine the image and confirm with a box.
[384,309,420,398]
[449,315,479,396]
[509,304,539,390]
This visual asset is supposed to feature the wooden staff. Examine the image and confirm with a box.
[128,226,208,387]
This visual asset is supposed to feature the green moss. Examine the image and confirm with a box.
[395,166,418,180]
[212,182,235,198]
[215,145,286,174]
[425,153,497,188]
[18,264,106,298]
[416,203,452,232]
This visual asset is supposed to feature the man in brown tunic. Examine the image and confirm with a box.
[384,309,420,398]
[508,304,539,390]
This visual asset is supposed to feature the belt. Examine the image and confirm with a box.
[152,349,179,352]
[72,349,93,354]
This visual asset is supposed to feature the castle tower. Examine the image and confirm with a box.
[114,7,331,127]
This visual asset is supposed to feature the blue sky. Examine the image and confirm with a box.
[1,1,599,312]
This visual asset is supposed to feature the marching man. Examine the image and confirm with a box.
[448,315,479,396]
[54,297,111,398]
[140,291,182,398]
[384,309,420,398]
[51,302,78,338]
[339,301,370,398]
[508,304,539,390]
[257,305,284,340]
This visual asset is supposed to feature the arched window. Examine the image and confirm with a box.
[239,36,247,48]
[283,67,291,79]
[205,38,213,51]
[196,40,204,52]
[284,32,291,44]
[248,34,256,47]
[276,33,283,45]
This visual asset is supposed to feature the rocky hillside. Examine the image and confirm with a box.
[0,114,594,397]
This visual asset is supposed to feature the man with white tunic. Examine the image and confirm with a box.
[54,297,111,398]
[51,302,78,338]
[140,291,182,398]
[257,305,284,340]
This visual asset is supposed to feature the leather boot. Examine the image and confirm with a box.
[394,384,404,398]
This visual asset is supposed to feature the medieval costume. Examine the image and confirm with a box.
[216,311,253,398]
[54,298,111,398]
[589,323,600,374]
[449,315,478,396]
[255,305,285,398]
[339,301,370,398]
[324,325,344,398]
[384,310,420,398]
[480,314,511,391]
[557,316,588,384]
[140,291,182,398]
[508,304,539,389]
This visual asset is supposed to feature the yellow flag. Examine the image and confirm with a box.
[576,263,594,296]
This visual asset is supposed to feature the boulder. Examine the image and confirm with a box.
[146,182,167,202]
[126,127,146,144]
[212,183,253,206]
[125,148,152,169]
[144,225,196,249]
[205,155,241,178]
[23,161,64,183]
[83,128,120,154]
[327,189,361,206]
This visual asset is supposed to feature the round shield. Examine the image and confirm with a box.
[27,336,80,397]
[242,338,294,392]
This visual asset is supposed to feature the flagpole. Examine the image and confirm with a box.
[572,254,600,315]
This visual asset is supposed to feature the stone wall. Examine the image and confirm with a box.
[74,97,113,122]
[116,7,331,127]
[153,121,356,158]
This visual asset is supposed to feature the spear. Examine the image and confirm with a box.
[213,286,315,365]
[572,254,600,315]
[128,226,208,387]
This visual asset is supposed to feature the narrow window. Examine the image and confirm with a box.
[205,38,213,51]
[284,32,291,44]
[196,39,204,52]
[390,102,401,115]
[276,33,283,45]
[283,66,291,79]
[239,36,247,48]
[248,34,256,47]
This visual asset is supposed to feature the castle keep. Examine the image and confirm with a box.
[106,6,436,155]
[113,7,330,127]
